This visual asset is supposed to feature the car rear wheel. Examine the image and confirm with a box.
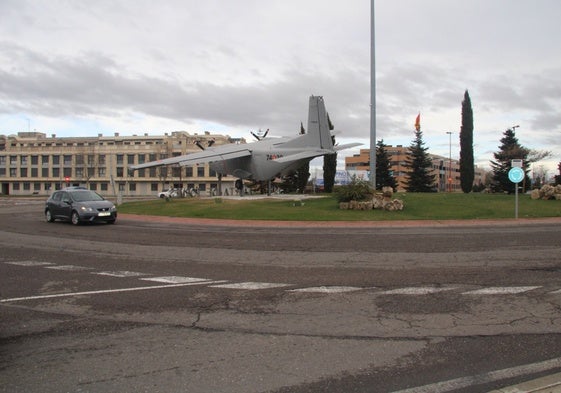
[71,211,81,225]
[45,209,55,222]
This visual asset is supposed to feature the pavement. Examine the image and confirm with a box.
[121,196,561,392]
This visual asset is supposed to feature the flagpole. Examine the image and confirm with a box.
[369,0,377,189]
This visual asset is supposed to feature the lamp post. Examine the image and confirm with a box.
[446,131,452,192]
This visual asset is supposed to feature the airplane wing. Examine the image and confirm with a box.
[129,144,252,171]
[272,149,333,164]
[333,142,363,151]
[273,142,363,164]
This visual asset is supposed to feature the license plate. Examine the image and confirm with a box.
[98,212,111,217]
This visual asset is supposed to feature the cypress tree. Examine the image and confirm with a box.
[459,90,474,193]
[405,127,436,192]
[375,139,397,191]
[322,113,337,193]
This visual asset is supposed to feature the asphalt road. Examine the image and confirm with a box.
[1,198,561,393]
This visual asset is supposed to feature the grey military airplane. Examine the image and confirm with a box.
[128,95,361,182]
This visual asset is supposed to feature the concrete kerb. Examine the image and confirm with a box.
[119,213,561,228]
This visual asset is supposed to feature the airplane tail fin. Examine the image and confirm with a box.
[306,95,333,150]
[284,96,334,150]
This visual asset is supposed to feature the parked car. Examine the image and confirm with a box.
[45,187,117,225]
[158,188,179,198]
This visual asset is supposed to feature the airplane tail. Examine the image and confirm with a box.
[284,95,334,150]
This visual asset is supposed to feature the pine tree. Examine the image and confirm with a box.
[322,113,337,193]
[459,90,474,193]
[375,139,397,191]
[405,128,436,192]
[490,127,530,193]
[280,122,310,193]
[555,162,561,186]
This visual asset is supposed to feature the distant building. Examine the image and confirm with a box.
[345,146,486,192]
[0,131,244,196]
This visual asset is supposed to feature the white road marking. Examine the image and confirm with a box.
[94,271,148,278]
[549,289,561,294]
[389,356,561,393]
[6,261,53,266]
[44,265,93,271]
[140,276,211,284]
[380,287,457,295]
[462,286,541,295]
[0,280,227,303]
[289,286,367,293]
[210,282,291,290]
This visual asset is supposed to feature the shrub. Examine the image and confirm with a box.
[334,177,374,203]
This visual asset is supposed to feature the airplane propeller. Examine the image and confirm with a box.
[251,128,269,141]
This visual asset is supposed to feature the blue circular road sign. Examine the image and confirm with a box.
[508,167,524,183]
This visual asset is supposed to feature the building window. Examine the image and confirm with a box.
[42,155,49,166]
[138,169,145,178]
[44,183,52,191]
[0,156,5,165]
[33,182,41,191]
[129,183,136,191]
[31,168,38,177]
[23,182,30,191]
[31,156,38,165]
[151,183,158,191]
[127,154,135,165]
[138,154,145,164]
[100,183,108,191]
[52,168,60,177]
[116,167,124,177]
[76,168,83,178]
[52,155,60,165]
[98,155,106,165]
[63,155,72,166]
[197,167,205,177]
[116,154,123,165]
[185,167,193,177]
[0,168,5,176]
[21,156,28,166]
[20,168,27,177]
[13,182,20,191]
[90,183,97,191]
[75,155,84,165]
[10,156,17,165]
[63,168,72,178]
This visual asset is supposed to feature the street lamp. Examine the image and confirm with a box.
[446,132,452,192]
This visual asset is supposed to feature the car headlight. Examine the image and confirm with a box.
[111,205,116,211]
[80,206,94,212]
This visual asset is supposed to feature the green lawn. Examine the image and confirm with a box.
[118,193,561,221]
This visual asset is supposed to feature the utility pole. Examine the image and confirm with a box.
[369,0,377,189]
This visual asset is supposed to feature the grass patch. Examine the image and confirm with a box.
[118,193,561,221]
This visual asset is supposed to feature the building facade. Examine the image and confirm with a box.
[345,146,486,192]
[0,131,244,197]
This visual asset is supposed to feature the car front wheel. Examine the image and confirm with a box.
[71,211,81,225]
[45,209,55,222]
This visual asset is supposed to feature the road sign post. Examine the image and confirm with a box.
[508,166,524,219]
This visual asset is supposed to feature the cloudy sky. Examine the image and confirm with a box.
[1,0,560,175]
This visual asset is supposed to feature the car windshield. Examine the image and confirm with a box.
[71,190,105,202]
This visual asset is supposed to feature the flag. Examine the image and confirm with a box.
[415,113,421,131]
